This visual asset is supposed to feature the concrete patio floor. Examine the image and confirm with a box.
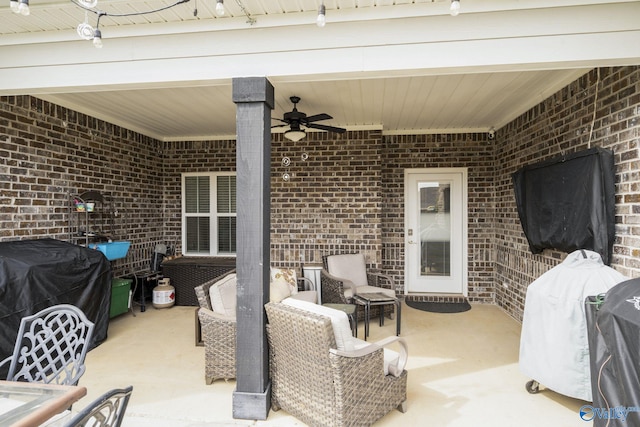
[76,300,585,426]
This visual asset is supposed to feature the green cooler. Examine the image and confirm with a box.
[110,278,132,318]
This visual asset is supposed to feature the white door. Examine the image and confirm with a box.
[405,168,468,294]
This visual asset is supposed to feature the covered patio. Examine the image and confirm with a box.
[1,0,640,424]
[78,302,584,426]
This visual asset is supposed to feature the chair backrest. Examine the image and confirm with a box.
[265,302,338,426]
[266,301,408,426]
[266,300,337,359]
[194,270,237,314]
[64,386,133,427]
[324,253,368,287]
[150,244,167,272]
[6,304,95,386]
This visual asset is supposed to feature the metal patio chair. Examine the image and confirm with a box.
[0,304,95,386]
[64,385,133,427]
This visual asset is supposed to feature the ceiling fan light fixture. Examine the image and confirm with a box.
[284,129,306,142]
[9,0,19,13]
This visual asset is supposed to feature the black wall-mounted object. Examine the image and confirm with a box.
[512,147,615,265]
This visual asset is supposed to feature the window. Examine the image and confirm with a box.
[182,173,236,256]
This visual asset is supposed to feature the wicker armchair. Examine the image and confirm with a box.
[194,271,237,384]
[321,253,396,320]
[194,268,315,384]
[265,301,408,427]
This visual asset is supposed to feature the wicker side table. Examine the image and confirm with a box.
[353,292,401,340]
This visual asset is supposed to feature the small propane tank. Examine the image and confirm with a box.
[153,278,175,309]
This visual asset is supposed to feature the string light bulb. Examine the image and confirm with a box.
[92,28,103,48]
[18,0,30,16]
[77,0,97,8]
[8,0,241,47]
[317,3,326,27]
[215,0,225,17]
[450,0,460,16]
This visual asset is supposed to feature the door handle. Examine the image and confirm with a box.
[408,240,417,244]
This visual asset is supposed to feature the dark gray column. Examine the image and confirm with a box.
[231,77,274,420]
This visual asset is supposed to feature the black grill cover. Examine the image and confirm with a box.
[512,147,615,265]
[586,278,640,427]
[0,239,112,378]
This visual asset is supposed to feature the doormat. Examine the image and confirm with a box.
[406,299,471,313]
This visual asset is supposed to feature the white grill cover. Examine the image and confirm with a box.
[519,249,628,401]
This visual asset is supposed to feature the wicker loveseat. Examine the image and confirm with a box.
[265,299,408,427]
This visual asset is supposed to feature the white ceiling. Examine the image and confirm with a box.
[1,0,639,141]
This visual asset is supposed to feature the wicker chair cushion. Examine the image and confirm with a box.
[209,274,237,317]
[270,267,299,295]
[326,253,369,287]
[288,291,317,303]
[271,283,318,304]
[281,299,403,376]
[336,282,395,301]
[282,298,355,352]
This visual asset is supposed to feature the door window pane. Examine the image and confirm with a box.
[419,182,452,276]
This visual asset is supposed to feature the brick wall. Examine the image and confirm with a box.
[161,140,237,253]
[159,131,386,275]
[1,65,638,319]
[494,66,640,321]
[160,131,496,300]
[381,133,496,302]
[0,95,165,276]
[270,130,383,269]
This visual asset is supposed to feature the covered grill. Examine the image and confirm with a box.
[519,249,627,401]
[585,278,640,426]
[0,239,112,378]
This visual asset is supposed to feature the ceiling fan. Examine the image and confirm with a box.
[273,96,346,142]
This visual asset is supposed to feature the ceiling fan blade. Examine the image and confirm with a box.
[306,123,346,133]
[271,124,288,129]
[304,113,332,123]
